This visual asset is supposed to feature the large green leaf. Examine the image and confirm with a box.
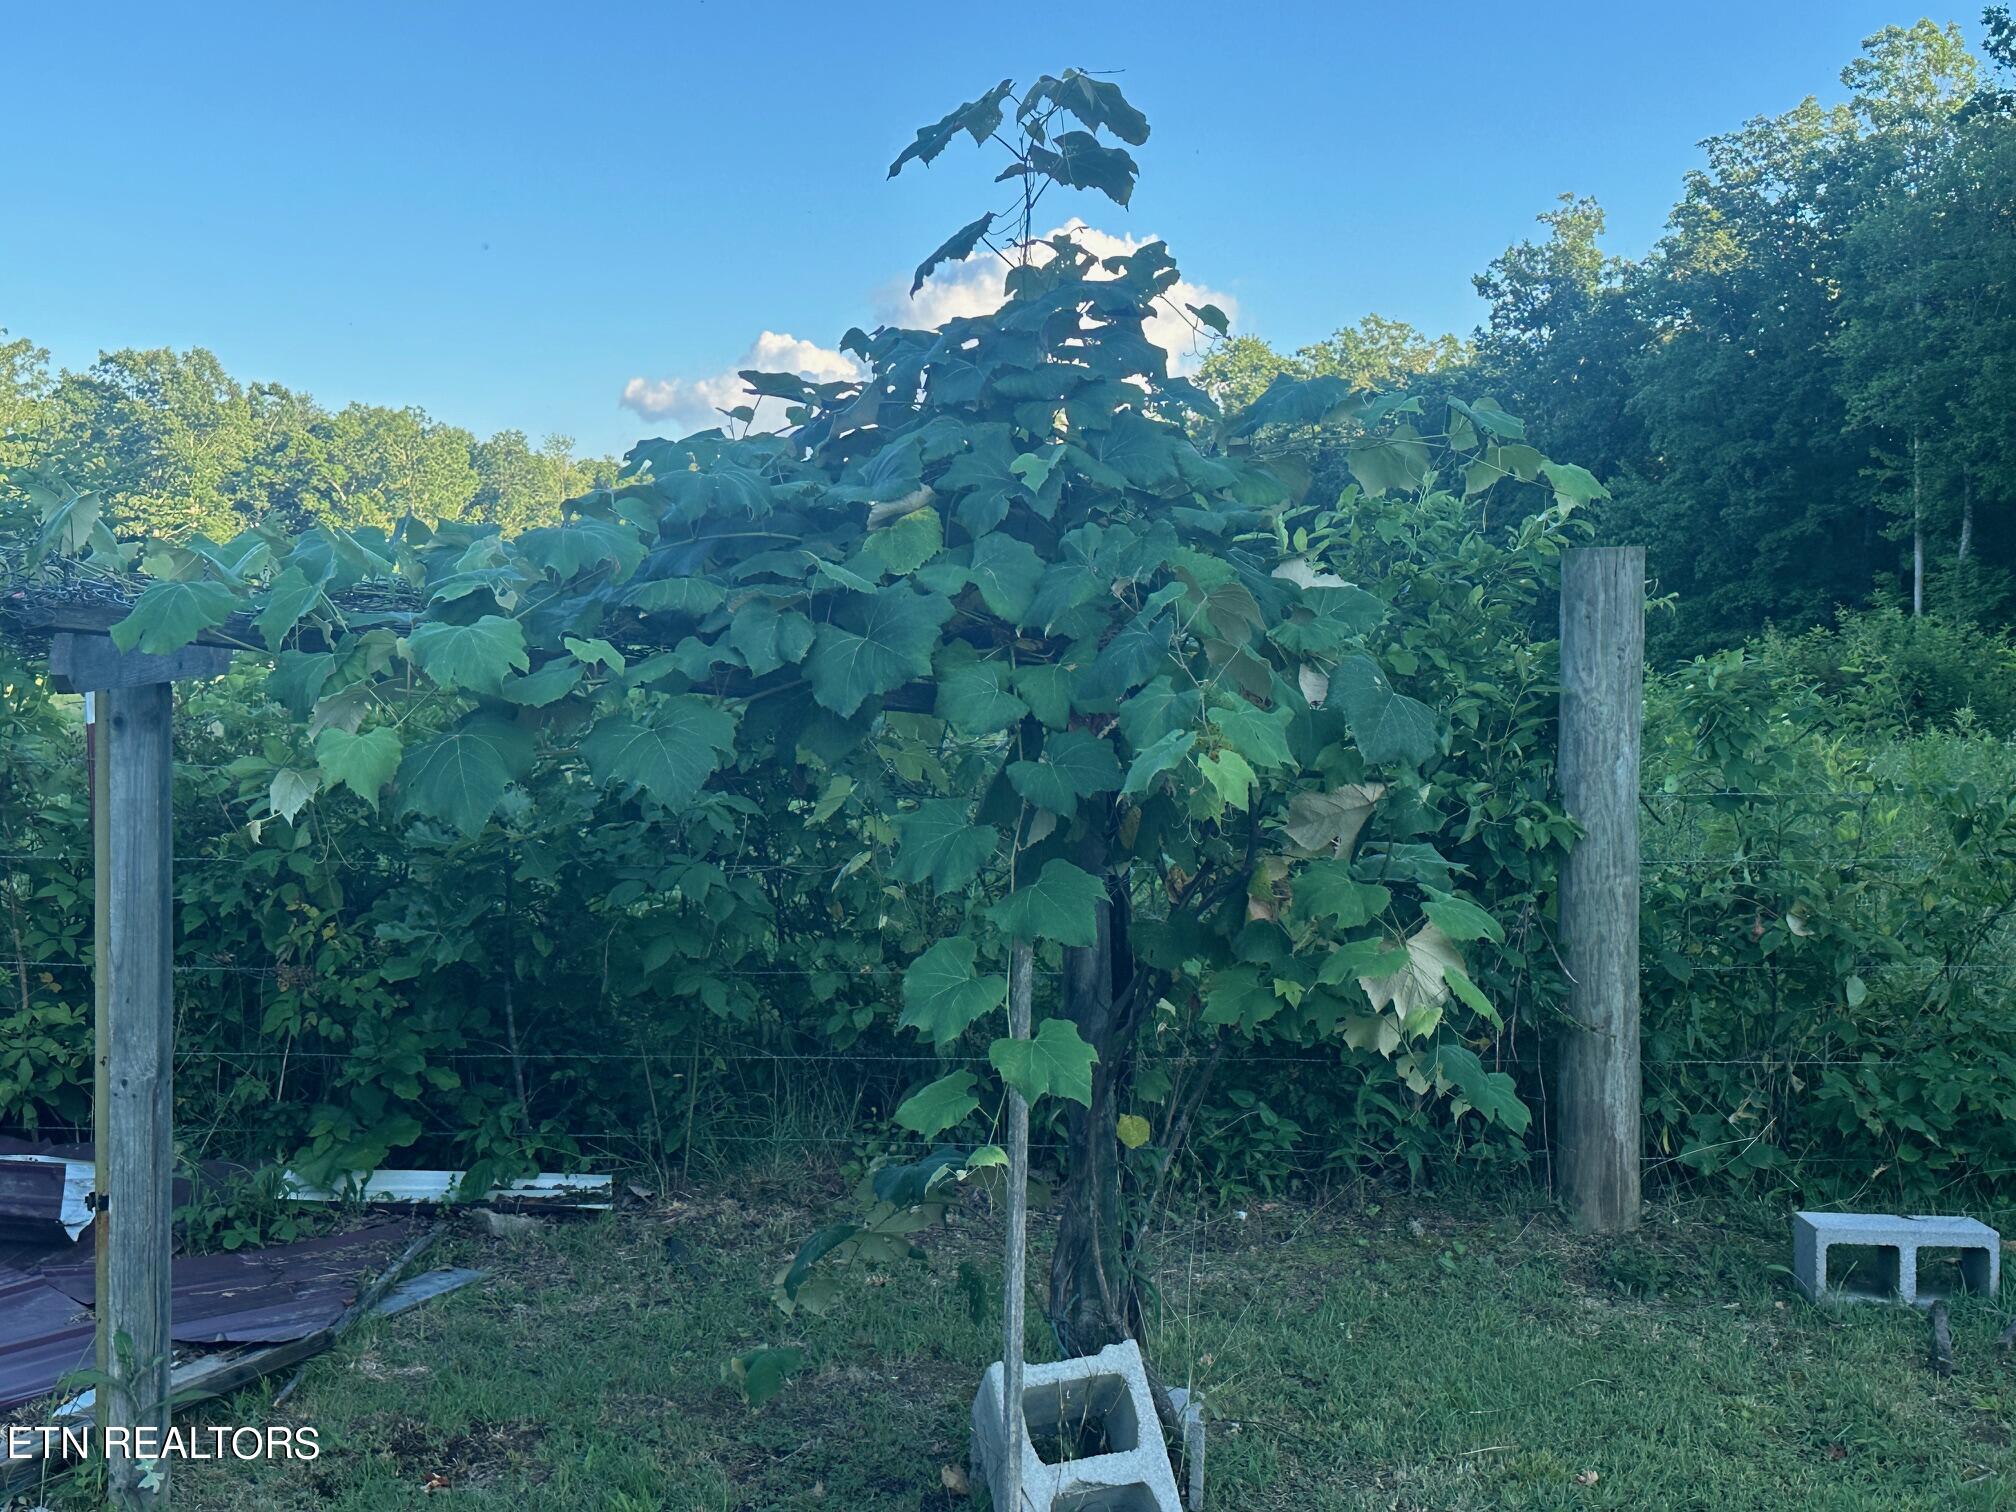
[1020,70,1150,145]
[939,426,1020,537]
[396,716,532,836]
[899,937,1005,1046]
[987,859,1102,946]
[968,532,1044,624]
[893,800,1000,892]
[894,1070,981,1139]
[912,211,995,295]
[1347,433,1432,496]
[935,657,1028,737]
[583,697,737,809]
[1207,700,1293,769]
[1074,612,1173,708]
[1120,729,1195,797]
[1427,1044,1530,1134]
[1019,131,1138,207]
[498,660,583,707]
[859,507,944,577]
[1116,677,1200,750]
[1331,655,1442,767]
[405,615,529,694]
[989,1018,1097,1107]
[256,566,325,651]
[1201,964,1284,1028]
[728,602,815,678]
[1292,863,1391,929]
[807,586,952,716]
[1013,663,1073,728]
[1077,414,1184,491]
[110,579,238,654]
[268,768,319,825]
[1007,730,1122,818]
[314,726,402,808]
[888,79,1014,177]
[517,519,644,582]
[1422,889,1505,944]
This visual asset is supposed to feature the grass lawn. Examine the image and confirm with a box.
[29,1172,2014,1510]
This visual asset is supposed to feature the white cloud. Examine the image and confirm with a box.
[619,331,862,433]
[618,224,1234,433]
[887,219,1237,377]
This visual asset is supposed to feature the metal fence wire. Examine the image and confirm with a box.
[3,727,2013,1195]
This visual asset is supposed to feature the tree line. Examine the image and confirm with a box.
[0,338,618,544]
[4,19,2009,661]
[1202,16,2016,656]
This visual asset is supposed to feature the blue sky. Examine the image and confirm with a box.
[5,2,1975,457]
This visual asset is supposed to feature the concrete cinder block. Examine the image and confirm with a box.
[1792,1211,2000,1306]
[1166,1387,1205,1512]
[971,1339,1184,1511]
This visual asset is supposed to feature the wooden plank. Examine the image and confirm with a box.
[1557,546,1645,1233]
[49,634,233,694]
[98,681,176,1507]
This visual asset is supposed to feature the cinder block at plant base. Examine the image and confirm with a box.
[1792,1211,2000,1306]
[971,1339,1184,1512]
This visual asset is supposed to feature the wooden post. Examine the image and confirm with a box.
[1000,940,1033,1512]
[55,632,230,1508]
[99,682,176,1504]
[1557,546,1644,1234]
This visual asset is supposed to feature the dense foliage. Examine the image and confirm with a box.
[1204,16,2016,656]
[4,41,2013,1373]
[2,71,1602,1364]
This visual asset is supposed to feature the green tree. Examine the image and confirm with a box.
[0,330,50,477]
[1200,317,1464,412]
[291,403,480,529]
[1470,195,1643,480]
[37,347,268,540]
[470,429,619,533]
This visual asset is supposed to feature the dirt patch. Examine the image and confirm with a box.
[368,1414,551,1493]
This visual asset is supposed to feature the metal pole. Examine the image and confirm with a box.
[1557,545,1645,1233]
[1001,939,1032,1512]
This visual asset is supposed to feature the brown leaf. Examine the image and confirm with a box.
[1284,783,1385,859]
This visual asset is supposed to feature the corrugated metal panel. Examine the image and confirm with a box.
[0,1156,94,1244]
[0,1221,416,1411]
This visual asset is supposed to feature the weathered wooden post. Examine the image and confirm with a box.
[55,632,231,1508]
[1556,546,1644,1234]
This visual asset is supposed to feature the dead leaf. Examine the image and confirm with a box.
[1271,557,1349,590]
[940,1463,971,1495]
[1575,1469,1600,1486]
[1284,783,1385,858]
[1358,922,1464,1035]
[1298,663,1329,709]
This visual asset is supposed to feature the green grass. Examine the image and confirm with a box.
[32,1174,2016,1510]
